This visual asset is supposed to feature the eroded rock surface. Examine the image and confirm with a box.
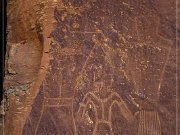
[4,0,179,135]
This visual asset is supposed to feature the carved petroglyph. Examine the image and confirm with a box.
[71,36,134,133]
[44,98,73,107]
[91,34,130,83]
[138,110,161,135]
[76,79,134,135]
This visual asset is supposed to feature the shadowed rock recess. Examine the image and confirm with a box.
[4,0,179,135]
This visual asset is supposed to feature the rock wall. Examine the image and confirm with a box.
[3,0,179,135]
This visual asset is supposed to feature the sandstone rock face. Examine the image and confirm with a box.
[4,0,179,135]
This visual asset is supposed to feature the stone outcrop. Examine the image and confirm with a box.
[3,0,179,135]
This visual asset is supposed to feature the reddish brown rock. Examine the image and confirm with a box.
[4,0,178,135]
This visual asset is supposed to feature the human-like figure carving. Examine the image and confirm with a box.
[76,74,134,135]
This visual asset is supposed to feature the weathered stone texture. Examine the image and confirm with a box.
[3,0,179,135]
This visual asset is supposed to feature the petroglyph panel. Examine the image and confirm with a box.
[21,0,177,135]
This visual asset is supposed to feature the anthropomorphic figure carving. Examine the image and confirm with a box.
[76,71,134,135]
